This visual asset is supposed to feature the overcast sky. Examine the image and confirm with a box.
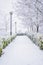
[0,0,12,13]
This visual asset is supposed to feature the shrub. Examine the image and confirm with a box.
[39,40,43,50]
[0,35,16,57]
[2,40,8,49]
[10,38,13,42]
[2,35,16,49]
[0,47,2,57]
[7,39,11,44]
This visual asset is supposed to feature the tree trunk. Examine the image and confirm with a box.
[37,25,39,33]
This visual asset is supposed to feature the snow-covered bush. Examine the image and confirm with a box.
[27,32,34,40]
[2,40,8,49]
[32,33,40,45]
[0,47,2,56]
[2,35,16,49]
[0,34,17,56]
[27,32,43,49]
[39,37,43,49]
[39,41,43,49]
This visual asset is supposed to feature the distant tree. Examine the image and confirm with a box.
[4,14,10,34]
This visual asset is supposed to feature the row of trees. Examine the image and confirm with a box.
[0,0,43,35]
[12,0,43,33]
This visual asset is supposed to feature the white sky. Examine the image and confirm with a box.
[0,0,12,30]
[0,0,12,13]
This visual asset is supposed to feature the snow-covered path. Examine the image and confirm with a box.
[0,36,43,65]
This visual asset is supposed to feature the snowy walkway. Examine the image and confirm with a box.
[0,36,43,65]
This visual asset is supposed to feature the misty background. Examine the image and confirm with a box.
[0,0,43,37]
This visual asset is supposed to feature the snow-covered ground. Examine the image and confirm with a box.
[0,36,43,65]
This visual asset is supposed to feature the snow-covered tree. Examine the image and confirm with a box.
[12,0,43,33]
[33,0,43,32]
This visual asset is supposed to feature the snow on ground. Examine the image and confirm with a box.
[0,36,43,65]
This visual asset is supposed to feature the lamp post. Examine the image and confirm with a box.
[15,22,17,33]
[10,12,13,35]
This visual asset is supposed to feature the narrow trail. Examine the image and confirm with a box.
[0,36,43,65]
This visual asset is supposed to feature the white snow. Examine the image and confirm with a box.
[0,36,43,65]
